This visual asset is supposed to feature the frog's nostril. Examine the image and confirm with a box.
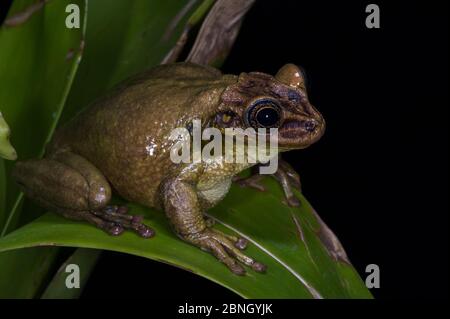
[304,120,317,132]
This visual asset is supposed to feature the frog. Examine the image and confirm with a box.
[12,62,325,275]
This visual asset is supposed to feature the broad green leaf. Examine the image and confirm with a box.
[61,0,205,123]
[188,0,215,26]
[0,0,371,299]
[38,0,213,299]
[0,0,88,298]
[0,0,211,299]
[0,247,59,298]
[41,248,101,299]
[0,178,372,298]
[0,0,87,233]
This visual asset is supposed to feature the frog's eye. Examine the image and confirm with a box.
[215,111,237,127]
[222,113,232,124]
[245,98,282,129]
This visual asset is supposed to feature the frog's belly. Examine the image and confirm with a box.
[196,160,253,207]
[198,178,232,207]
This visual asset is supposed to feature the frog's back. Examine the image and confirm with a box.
[48,63,236,207]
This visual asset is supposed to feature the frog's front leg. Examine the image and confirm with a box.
[234,158,302,207]
[160,177,266,275]
[12,151,154,238]
[273,159,302,206]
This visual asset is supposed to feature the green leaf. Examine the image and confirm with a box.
[61,0,205,123]
[41,248,101,299]
[0,178,372,298]
[0,0,88,298]
[0,247,60,298]
[0,0,371,299]
[0,0,211,299]
[39,0,210,299]
[0,0,87,233]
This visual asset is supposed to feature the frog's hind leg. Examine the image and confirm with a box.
[12,151,154,238]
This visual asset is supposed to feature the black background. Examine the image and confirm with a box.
[1,0,448,300]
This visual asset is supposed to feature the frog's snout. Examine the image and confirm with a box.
[303,119,317,132]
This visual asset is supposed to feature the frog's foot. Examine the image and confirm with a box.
[184,228,264,275]
[232,174,266,192]
[86,205,155,238]
[201,217,249,249]
[233,160,302,207]
[273,159,302,207]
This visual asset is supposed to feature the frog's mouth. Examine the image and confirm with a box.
[278,117,325,149]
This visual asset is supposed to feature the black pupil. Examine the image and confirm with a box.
[256,107,279,127]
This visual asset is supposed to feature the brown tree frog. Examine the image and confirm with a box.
[12,62,325,275]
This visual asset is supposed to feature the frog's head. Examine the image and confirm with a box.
[214,64,325,151]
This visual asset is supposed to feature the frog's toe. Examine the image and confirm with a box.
[106,224,125,236]
[283,194,301,207]
[223,233,248,250]
[273,160,303,207]
[188,229,266,275]
[233,174,266,192]
[204,223,248,249]
[234,237,248,250]
[88,205,155,238]
[212,231,266,273]
[204,239,246,275]
[279,160,302,192]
